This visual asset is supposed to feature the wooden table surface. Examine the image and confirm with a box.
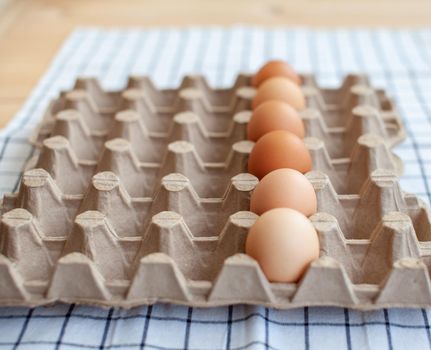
[0,0,429,128]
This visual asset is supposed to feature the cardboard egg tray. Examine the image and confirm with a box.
[1,72,430,310]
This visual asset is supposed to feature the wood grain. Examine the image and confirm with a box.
[0,0,429,128]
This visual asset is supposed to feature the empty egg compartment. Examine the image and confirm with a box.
[302,104,404,159]
[302,74,368,106]
[95,138,252,198]
[55,208,253,286]
[78,170,257,239]
[307,210,431,308]
[0,162,258,301]
[127,74,253,109]
[35,87,250,144]
[307,168,431,286]
[66,74,253,115]
[301,74,395,115]
[43,108,251,164]
[31,74,254,147]
[305,133,403,194]
[308,169,431,240]
[302,79,404,159]
[1,148,257,249]
[28,131,253,198]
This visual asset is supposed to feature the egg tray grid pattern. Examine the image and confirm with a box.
[0,73,428,310]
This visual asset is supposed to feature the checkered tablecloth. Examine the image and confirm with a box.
[0,27,431,350]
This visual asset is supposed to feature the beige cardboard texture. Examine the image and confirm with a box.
[2,73,429,310]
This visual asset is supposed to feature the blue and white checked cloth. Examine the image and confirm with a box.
[0,27,431,350]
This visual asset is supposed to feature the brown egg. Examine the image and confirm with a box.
[252,60,301,87]
[247,100,305,141]
[248,130,312,179]
[246,208,320,282]
[250,168,317,216]
[252,77,306,110]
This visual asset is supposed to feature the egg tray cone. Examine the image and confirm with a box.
[1,73,428,310]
